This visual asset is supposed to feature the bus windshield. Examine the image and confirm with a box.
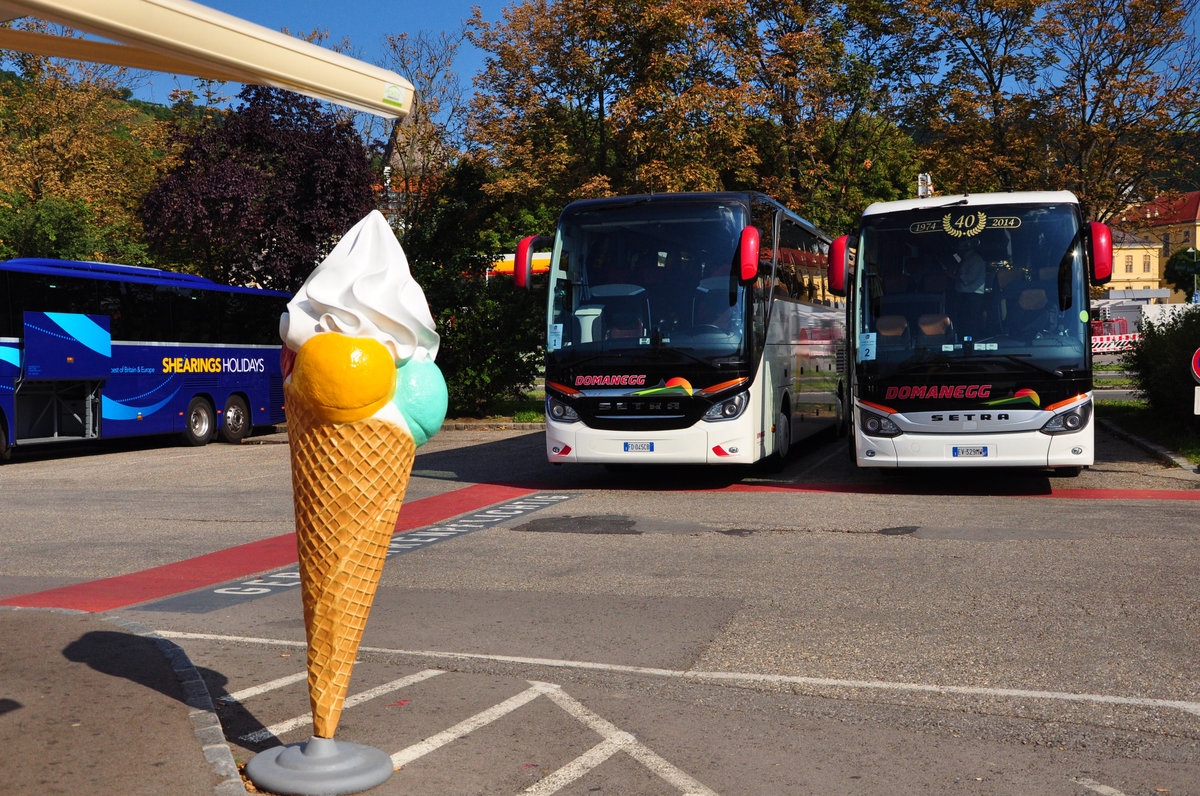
[854,202,1088,377]
[547,199,750,368]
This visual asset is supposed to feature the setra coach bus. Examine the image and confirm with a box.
[0,258,289,459]
[514,192,845,467]
[826,191,1113,474]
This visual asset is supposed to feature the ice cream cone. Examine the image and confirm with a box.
[285,379,415,738]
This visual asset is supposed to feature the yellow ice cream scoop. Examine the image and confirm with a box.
[290,333,396,423]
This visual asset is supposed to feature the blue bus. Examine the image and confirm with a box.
[0,258,289,460]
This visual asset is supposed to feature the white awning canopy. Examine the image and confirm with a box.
[0,0,413,118]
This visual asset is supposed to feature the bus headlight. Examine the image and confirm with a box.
[546,395,580,423]
[703,391,748,421]
[1040,402,1091,435]
[859,408,901,438]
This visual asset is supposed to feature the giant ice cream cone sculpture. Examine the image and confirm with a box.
[279,210,446,740]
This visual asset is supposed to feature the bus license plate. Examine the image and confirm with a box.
[624,441,654,453]
[952,445,988,458]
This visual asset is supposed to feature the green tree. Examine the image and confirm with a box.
[0,192,145,261]
[399,158,546,417]
[1164,248,1200,301]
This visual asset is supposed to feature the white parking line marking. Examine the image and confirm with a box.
[1072,778,1131,796]
[391,685,542,767]
[523,737,624,795]
[239,669,445,744]
[532,681,719,796]
[161,631,1200,718]
[216,671,307,704]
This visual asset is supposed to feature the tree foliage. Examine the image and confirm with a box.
[0,21,166,261]
[909,0,1200,220]
[1164,247,1200,300]
[141,85,375,290]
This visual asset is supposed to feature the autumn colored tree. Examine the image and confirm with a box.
[467,0,753,208]
[142,85,375,290]
[717,0,930,230]
[907,0,1200,220]
[1039,0,1200,221]
[0,21,168,261]
[904,0,1052,194]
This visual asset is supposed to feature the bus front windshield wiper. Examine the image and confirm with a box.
[967,354,1071,378]
[644,345,720,369]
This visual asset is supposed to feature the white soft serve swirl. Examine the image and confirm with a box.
[280,210,439,363]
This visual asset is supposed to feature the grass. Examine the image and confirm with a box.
[1097,400,1200,465]
[448,392,544,424]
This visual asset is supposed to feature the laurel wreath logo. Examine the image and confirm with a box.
[942,211,987,238]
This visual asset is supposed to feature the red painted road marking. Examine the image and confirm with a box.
[0,483,535,613]
[717,483,1200,500]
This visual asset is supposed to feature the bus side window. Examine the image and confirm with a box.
[173,288,220,344]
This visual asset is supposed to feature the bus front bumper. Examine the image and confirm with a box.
[546,415,759,465]
[855,427,1092,468]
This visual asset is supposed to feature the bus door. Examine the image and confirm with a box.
[15,311,109,442]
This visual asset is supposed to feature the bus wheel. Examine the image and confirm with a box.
[764,410,791,472]
[0,423,9,462]
[183,397,216,446]
[220,395,251,444]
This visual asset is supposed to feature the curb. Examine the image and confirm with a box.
[103,613,249,796]
[444,421,545,431]
[3,607,248,796]
[1097,418,1200,479]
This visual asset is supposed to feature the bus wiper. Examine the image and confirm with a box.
[553,351,633,368]
[646,346,715,368]
[970,354,1063,377]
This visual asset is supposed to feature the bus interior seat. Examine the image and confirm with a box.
[573,305,604,344]
[607,312,644,339]
[875,314,910,347]
[879,292,945,331]
[692,276,735,328]
[588,283,651,342]
[1008,288,1055,336]
[916,313,954,348]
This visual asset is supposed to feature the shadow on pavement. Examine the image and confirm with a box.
[63,630,194,701]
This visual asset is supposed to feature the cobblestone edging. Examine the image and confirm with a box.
[102,613,249,796]
[1097,418,1200,478]
[443,421,545,431]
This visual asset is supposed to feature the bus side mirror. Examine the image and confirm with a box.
[1089,221,1112,284]
[739,226,760,282]
[827,235,849,296]
[514,235,550,289]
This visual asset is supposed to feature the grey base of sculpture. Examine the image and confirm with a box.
[245,735,392,795]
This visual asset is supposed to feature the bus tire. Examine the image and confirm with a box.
[183,397,216,446]
[764,409,791,472]
[0,421,9,462]
[220,395,251,444]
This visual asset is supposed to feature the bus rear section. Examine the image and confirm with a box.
[528,192,843,466]
[826,191,1112,472]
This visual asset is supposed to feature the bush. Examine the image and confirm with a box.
[1122,306,1200,430]
[431,277,545,418]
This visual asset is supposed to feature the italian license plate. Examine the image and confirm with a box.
[952,445,989,458]
[624,441,654,453]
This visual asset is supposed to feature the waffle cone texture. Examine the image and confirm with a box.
[285,380,415,738]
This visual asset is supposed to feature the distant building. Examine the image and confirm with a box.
[1114,190,1198,303]
[1106,228,1169,302]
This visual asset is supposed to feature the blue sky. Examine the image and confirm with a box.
[130,0,512,105]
